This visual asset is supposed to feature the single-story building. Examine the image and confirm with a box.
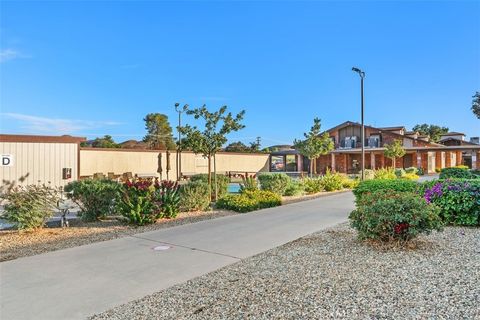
[0,134,270,188]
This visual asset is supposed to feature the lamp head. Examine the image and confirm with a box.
[352,67,365,78]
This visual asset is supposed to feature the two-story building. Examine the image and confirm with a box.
[317,121,480,174]
[268,121,480,174]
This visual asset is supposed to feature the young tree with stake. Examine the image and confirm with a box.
[293,118,334,176]
[179,105,245,201]
[384,140,406,169]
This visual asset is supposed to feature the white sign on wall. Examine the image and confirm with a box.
[1,154,14,167]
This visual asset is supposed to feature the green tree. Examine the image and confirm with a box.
[143,113,176,150]
[412,123,449,142]
[384,140,406,169]
[225,141,250,153]
[179,105,245,200]
[293,118,334,176]
[472,91,480,119]
[92,135,120,148]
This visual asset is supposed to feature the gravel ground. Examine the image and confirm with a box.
[0,210,239,262]
[91,224,480,320]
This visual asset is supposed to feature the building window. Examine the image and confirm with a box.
[270,155,285,172]
[285,155,297,172]
[368,135,380,148]
[343,136,357,149]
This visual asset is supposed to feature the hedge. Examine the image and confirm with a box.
[216,190,281,213]
[352,179,418,201]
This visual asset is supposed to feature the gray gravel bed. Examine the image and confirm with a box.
[91,224,480,320]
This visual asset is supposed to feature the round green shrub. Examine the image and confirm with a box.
[179,181,211,212]
[1,183,59,230]
[319,170,344,191]
[302,177,323,194]
[349,191,443,243]
[373,168,397,180]
[257,173,291,195]
[352,179,418,201]
[421,180,480,226]
[216,190,281,213]
[65,179,122,221]
[284,180,305,196]
[439,167,479,179]
[190,174,230,198]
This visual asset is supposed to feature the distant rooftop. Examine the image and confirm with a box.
[440,132,465,136]
[378,126,406,131]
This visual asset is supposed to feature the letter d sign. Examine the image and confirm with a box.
[1,155,13,167]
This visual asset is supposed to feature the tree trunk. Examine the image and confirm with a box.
[207,155,212,201]
[213,154,218,202]
[392,157,396,169]
[308,158,313,178]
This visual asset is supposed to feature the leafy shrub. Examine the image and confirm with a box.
[401,173,420,180]
[394,168,406,178]
[341,177,359,189]
[319,169,344,191]
[405,167,418,174]
[239,176,259,193]
[190,174,230,198]
[179,181,211,212]
[258,173,291,195]
[359,169,375,180]
[349,191,443,243]
[65,179,122,221]
[374,167,397,180]
[284,180,305,196]
[353,179,418,201]
[439,167,479,179]
[117,179,159,225]
[455,165,469,169]
[435,167,442,173]
[421,180,480,226]
[216,190,282,213]
[1,182,59,230]
[417,167,425,175]
[153,180,180,218]
[302,177,323,194]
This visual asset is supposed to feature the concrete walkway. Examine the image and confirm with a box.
[0,191,355,320]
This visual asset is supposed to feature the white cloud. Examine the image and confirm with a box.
[1,113,122,134]
[0,49,24,63]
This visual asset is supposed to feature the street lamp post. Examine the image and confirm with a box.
[352,67,366,181]
[175,103,187,181]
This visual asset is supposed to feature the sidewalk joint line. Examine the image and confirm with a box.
[129,235,242,260]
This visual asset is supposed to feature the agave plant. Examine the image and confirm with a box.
[154,180,180,218]
[239,176,258,193]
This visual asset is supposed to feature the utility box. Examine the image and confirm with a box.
[62,168,72,180]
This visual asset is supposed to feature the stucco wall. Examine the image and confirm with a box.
[0,142,78,187]
[79,149,270,178]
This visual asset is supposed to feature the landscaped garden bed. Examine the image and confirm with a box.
[0,209,239,262]
[0,172,354,262]
[90,223,479,320]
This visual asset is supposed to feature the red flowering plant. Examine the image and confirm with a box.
[118,178,160,225]
[153,179,180,219]
[349,190,443,244]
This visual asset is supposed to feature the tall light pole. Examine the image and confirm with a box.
[174,103,187,181]
[352,67,365,181]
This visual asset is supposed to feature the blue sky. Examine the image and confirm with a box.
[1,1,479,147]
